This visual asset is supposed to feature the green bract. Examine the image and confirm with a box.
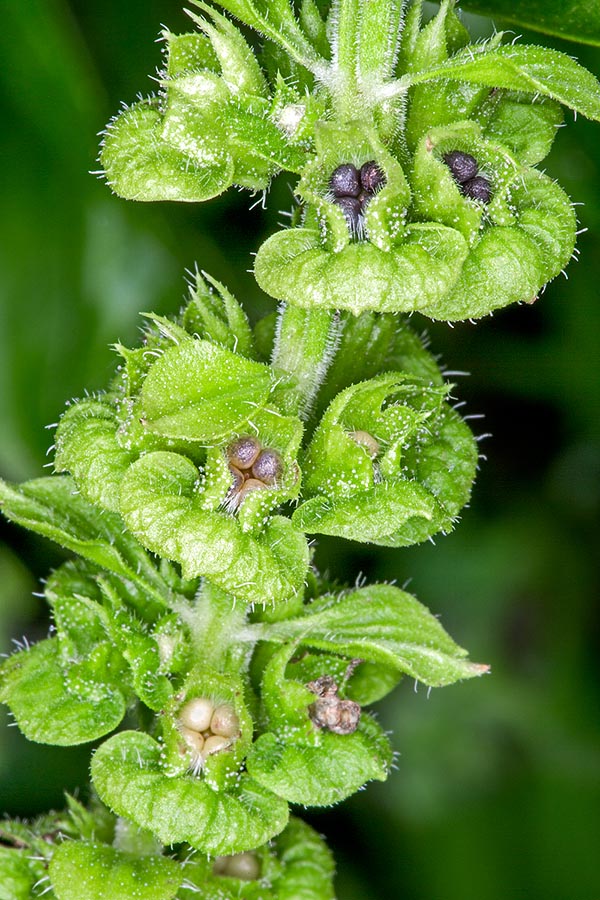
[102,0,600,320]
[294,373,478,545]
[6,1,598,895]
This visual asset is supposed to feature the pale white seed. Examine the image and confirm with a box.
[203,734,232,756]
[224,852,261,881]
[179,726,205,755]
[210,704,240,738]
[179,697,214,733]
[349,429,380,458]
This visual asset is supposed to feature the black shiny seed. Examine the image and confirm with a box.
[334,195,363,230]
[462,175,492,204]
[329,163,361,198]
[360,160,386,193]
[443,150,478,184]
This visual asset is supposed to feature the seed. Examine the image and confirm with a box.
[309,696,361,735]
[228,464,244,493]
[224,852,261,881]
[179,697,214,733]
[227,436,261,470]
[349,429,380,458]
[443,150,479,184]
[210,704,240,738]
[203,734,232,756]
[251,448,283,485]
[179,726,205,755]
[239,478,268,502]
[329,163,361,198]
[334,195,363,231]
[360,160,386,193]
[213,853,261,881]
[462,175,492,204]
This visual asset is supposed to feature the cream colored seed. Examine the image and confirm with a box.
[349,429,380,458]
[179,726,205,755]
[203,734,232,756]
[179,697,214,733]
[224,852,261,881]
[210,704,240,738]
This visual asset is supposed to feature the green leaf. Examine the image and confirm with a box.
[136,339,274,442]
[0,640,126,746]
[183,271,255,358]
[0,846,46,900]
[265,584,490,687]
[0,475,168,606]
[119,451,308,606]
[253,224,468,315]
[55,397,134,513]
[462,0,600,48]
[393,43,600,121]
[102,100,235,202]
[247,714,391,806]
[272,817,336,900]
[49,843,182,900]
[91,731,289,855]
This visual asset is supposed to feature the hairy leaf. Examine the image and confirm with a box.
[92,731,289,855]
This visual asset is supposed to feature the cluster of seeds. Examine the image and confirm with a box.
[213,852,261,881]
[443,150,492,203]
[225,436,283,511]
[177,697,240,772]
[307,674,361,736]
[329,160,386,231]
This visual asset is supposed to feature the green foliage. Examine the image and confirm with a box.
[462,0,600,48]
[2,2,600,898]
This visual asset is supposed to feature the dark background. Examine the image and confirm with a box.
[1,2,599,898]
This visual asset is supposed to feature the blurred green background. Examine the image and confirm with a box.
[1,2,599,898]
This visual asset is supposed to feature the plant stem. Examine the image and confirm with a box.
[271,305,341,417]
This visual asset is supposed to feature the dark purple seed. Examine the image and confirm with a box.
[227,436,261,470]
[334,195,362,231]
[443,150,478,184]
[329,163,361,198]
[462,175,492,204]
[251,448,283,485]
[360,160,386,193]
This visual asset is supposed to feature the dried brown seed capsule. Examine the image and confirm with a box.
[360,160,386,193]
[210,704,240,739]
[227,436,261,470]
[203,734,232,756]
[349,429,380,458]
[179,697,214,733]
[443,150,478,184]
[334,195,363,231]
[307,674,361,735]
[213,853,261,881]
[462,175,492,204]
[251,448,283,485]
[329,163,361,198]
[309,695,361,735]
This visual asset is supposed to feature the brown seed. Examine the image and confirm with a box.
[203,734,232,756]
[360,160,386,193]
[309,696,361,735]
[251,448,283,485]
[228,464,245,492]
[227,436,261,470]
[349,429,380,458]
[210,704,240,738]
[329,163,361,198]
[238,478,268,503]
[179,697,214,733]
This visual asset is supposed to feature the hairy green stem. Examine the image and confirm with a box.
[271,305,341,417]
